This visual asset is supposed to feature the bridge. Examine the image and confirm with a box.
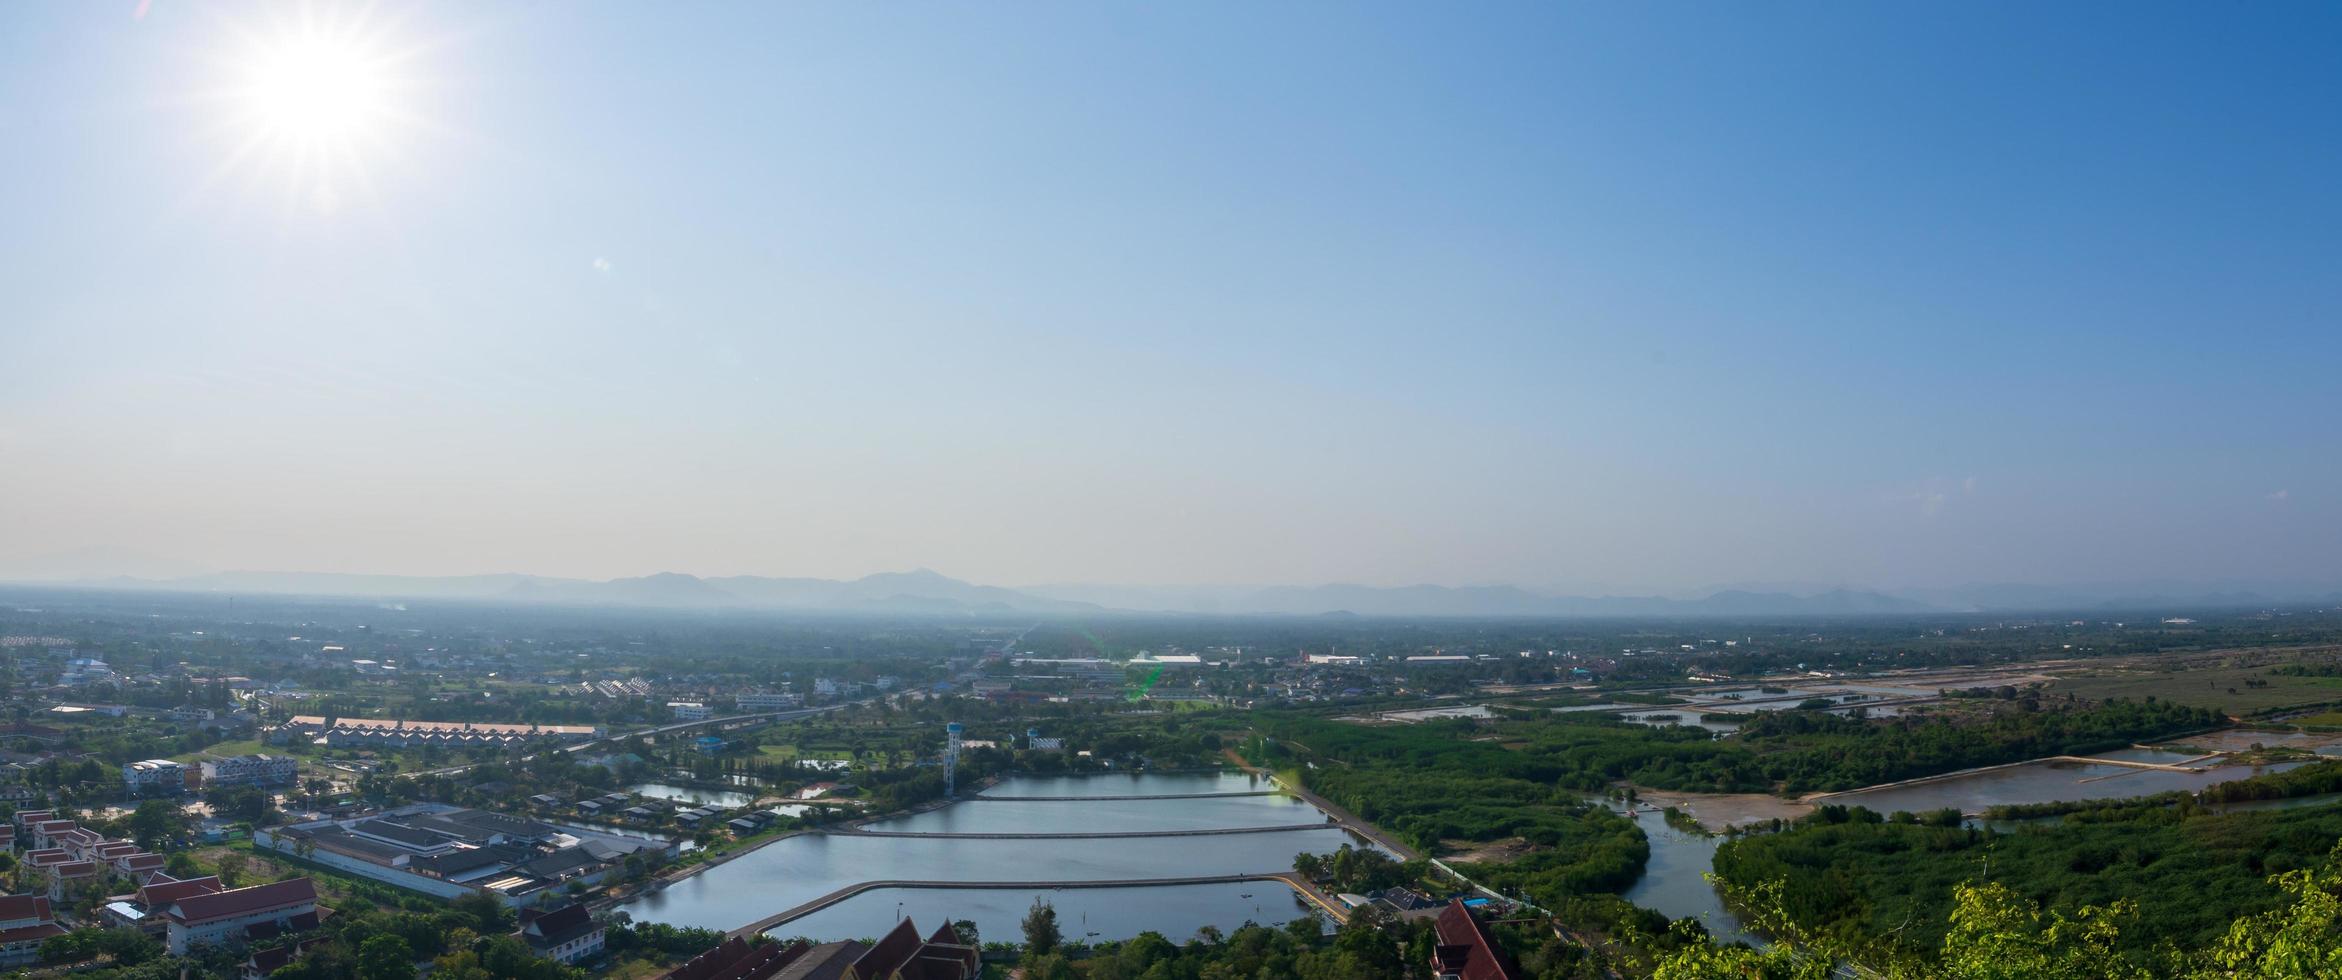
[726,871,1345,940]
[824,822,1331,840]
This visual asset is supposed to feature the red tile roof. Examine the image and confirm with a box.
[0,922,65,946]
[0,895,52,925]
[1432,900,1521,980]
[655,937,810,980]
[139,875,224,907]
[165,877,316,927]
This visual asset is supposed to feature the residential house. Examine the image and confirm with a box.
[1430,899,1521,980]
[0,895,63,966]
[514,902,604,965]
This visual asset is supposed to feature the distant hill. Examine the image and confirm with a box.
[5,562,2335,619]
[45,567,1100,617]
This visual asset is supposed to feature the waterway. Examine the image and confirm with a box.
[1620,817,1759,947]
[616,772,1356,942]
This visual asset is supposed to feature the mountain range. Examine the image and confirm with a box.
[2,559,2336,618]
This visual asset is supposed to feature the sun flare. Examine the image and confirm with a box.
[195,5,431,215]
[237,32,396,147]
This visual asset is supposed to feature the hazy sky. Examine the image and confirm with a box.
[1,2,2336,593]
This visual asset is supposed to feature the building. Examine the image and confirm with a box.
[271,716,600,749]
[668,702,711,721]
[103,873,225,935]
[515,902,604,964]
[122,759,190,795]
[200,754,299,788]
[0,895,63,966]
[161,877,322,955]
[238,936,329,980]
[652,917,976,980]
[1431,900,1521,980]
[734,692,801,711]
[255,804,673,907]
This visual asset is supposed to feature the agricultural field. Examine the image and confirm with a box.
[2044,663,2342,714]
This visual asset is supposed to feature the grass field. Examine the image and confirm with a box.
[171,738,265,762]
[2045,666,2342,714]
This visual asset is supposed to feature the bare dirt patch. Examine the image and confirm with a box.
[1441,836,1544,863]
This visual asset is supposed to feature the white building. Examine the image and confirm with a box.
[734,692,801,711]
[515,903,604,964]
[668,702,710,721]
[162,878,319,954]
[0,894,63,965]
[200,755,298,788]
[121,760,188,795]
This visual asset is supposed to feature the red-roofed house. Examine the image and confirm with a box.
[106,875,225,935]
[0,895,63,966]
[112,852,168,884]
[849,917,981,980]
[45,860,101,901]
[238,936,328,980]
[31,820,76,850]
[1431,900,1521,980]
[19,849,70,873]
[162,877,320,954]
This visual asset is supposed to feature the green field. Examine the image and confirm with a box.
[2045,666,2342,715]
[172,738,266,763]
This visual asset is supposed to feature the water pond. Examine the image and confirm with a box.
[630,783,759,808]
[617,772,1358,942]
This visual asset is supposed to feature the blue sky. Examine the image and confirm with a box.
[0,2,2335,592]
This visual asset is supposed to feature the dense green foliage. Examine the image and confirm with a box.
[1269,699,2220,797]
[1664,843,2342,979]
[1712,799,2342,962]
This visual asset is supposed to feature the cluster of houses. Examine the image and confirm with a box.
[267,716,602,749]
[8,810,329,962]
[13,809,169,900]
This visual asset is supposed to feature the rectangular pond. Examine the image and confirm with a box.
[618,772,1362,942]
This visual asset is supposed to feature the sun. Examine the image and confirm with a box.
[191,4,433,215]
[236,31,396,147]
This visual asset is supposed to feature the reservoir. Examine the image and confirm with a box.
[616,772,1359,942]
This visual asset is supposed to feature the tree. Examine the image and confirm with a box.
[126,798,186,850]
[357,934,418,980]
[1023,897,1063,956]
[950,918,979,947]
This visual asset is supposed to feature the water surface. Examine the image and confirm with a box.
[630,783,757,807]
